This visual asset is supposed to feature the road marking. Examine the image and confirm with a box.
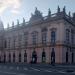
[9,66,13,69]
[71,72,75,74]
[0,71,25,75]
[24,68,28,70]
[4,66,7,69]
[57,71,66,73]
[58,66,75,68]
[0,66,1,68]
[30,67,41,71]
[17,66,19,70]
[0,71,17,75]
[45,70,52,72]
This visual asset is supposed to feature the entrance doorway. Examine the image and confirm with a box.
[51,48,55,65]
[72,52,74,63]
[42,51,46,63]
[66,51,68,63]
[32,50,37,63]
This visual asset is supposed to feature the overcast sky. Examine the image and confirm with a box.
[0,0,75,28]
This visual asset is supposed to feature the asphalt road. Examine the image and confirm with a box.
[0,63,75,75]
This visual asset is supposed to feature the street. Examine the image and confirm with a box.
[0,63,75,75]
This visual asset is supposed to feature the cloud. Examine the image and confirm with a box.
[11,9,20,14]
[0,0,21,15]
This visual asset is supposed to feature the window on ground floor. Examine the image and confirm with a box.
[9,53,11,62]
[19,53,21,62]
[4,53,6,63]
[42,48,46,63]
[13,53,15,62]
[0,55,1,62]
[72,52,74,63]
[51,48,55,64]
[32,50,37,63]
[24,50,27,62]
[66,51,68,63]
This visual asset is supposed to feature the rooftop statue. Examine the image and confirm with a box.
[48,8,51,17]
[0,19,4,31]
[29,7,43,23]
[57,6,60,13]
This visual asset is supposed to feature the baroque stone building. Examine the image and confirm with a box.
[0,6,75,64]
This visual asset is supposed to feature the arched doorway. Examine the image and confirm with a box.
[4,53,6,63]
[32,50,37,63]
[72,52,74,63]
[24,50,27,62]
[19,53,21,62]
[9,53,11,62]
[51,48,55,65]
[13,53,15,62]
[66,51,68,63]
[0,55,1,63]
[42,49,46,63]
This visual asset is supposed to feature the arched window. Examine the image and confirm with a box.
[32,50,37,63]
[24,50,27,62]
[4,40,7,48]
[51,48,55,64]
[32,31,38,45]
[41,28,47,44]
[9,53,11,62]
[8,38,10,49]
[71,30,74,44]
[42,49,46,63]
[18,35,22,48]
[51,31,56,44]
[13,53,15,62]
[13,37,16,49]
[19,53,21,62]
[24,32,28,46]
[66,29,70,44]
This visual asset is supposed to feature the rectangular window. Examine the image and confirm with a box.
[4,40,7,48]
[51,31,56,44]
[32,32,38,45]
[24,33,28,46]
[42,32,47,44]
[71,30,74,44]
[8,38,10,49]
[66,29,70,44]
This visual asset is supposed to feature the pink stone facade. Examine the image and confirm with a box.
[0,7,75,64]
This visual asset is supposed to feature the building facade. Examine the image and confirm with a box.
[0,6,75,64]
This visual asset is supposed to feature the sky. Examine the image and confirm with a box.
[0,0,75,28]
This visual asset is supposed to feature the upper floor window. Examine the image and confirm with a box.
[51,30,56,44]
[4,40,7,48]
[18,35,22,48]
[8,38,10,49]
[13,36,16,49]
[42,28,47,44]
[71,29,74,44]
[24,32,28,46]
[32,31,38,45]
[66,29,70,43]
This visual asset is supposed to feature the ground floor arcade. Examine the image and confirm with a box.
[0,46,75,64]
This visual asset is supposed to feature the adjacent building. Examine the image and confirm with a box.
[0,6,75,64]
